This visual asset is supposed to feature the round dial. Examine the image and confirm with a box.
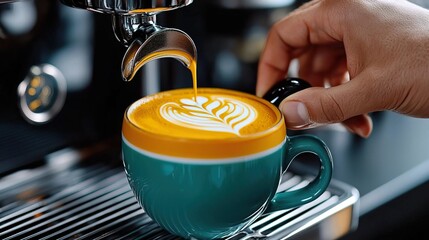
[18,64,67,124]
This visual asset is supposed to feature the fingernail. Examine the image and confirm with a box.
[281,101,311,128]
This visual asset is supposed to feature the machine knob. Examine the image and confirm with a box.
[18,64,67,124]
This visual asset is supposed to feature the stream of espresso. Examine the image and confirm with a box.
[137,50,198,100]
[188,57,198,101]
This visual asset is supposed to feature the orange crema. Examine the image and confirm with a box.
[122,88,286,159]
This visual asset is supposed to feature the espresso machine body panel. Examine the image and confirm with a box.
[0,0,142,174]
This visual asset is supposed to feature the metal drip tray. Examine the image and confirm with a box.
[0,153,359,240]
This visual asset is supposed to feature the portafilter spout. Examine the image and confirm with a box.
[122,28,197,82]
[59,0,195,81]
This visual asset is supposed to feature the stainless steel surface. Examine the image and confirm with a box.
[59,0,196,84]
[58,0,193,45]
[304,113,429,217]
[122,28,197,81]
[0,0,22,3]
[111,14,159,46]
[210,0,295,9]
[60,0,193,15]
[0,148,359,240]
[17,64,67,125]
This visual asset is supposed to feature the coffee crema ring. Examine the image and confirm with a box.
[123,88,285,159]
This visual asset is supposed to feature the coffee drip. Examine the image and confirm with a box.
[59,0,198,93]
[121,29,198,99]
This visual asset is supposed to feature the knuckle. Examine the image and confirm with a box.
[318,92,346,123]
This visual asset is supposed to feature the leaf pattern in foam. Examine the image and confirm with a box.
[160,96,257,136]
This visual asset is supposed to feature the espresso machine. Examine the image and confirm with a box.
[0,1,360,239]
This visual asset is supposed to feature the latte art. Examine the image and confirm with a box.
[160,96,257,136]
[126,88,280,141]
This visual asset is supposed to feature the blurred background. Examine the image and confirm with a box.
[1,0,429,239]
[0,0,311,174]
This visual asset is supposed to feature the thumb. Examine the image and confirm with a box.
[279,77,381,129]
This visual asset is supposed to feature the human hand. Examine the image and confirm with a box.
[257,0,429,138]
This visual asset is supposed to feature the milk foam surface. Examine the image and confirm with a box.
[160,96,256,136]
[127,88,279,140]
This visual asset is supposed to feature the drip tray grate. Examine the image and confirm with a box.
[0,160,359,240]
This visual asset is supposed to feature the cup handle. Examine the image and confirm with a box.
[266,135,333,213]
[262,77,332,213]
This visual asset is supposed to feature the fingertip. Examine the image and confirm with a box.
[343,114,373,138]
[280,100,312,128]
[256,88,265,98]
[256,63,288,97]
[255,81,268,97]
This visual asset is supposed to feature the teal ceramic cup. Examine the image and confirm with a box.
[122,87,333,239]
